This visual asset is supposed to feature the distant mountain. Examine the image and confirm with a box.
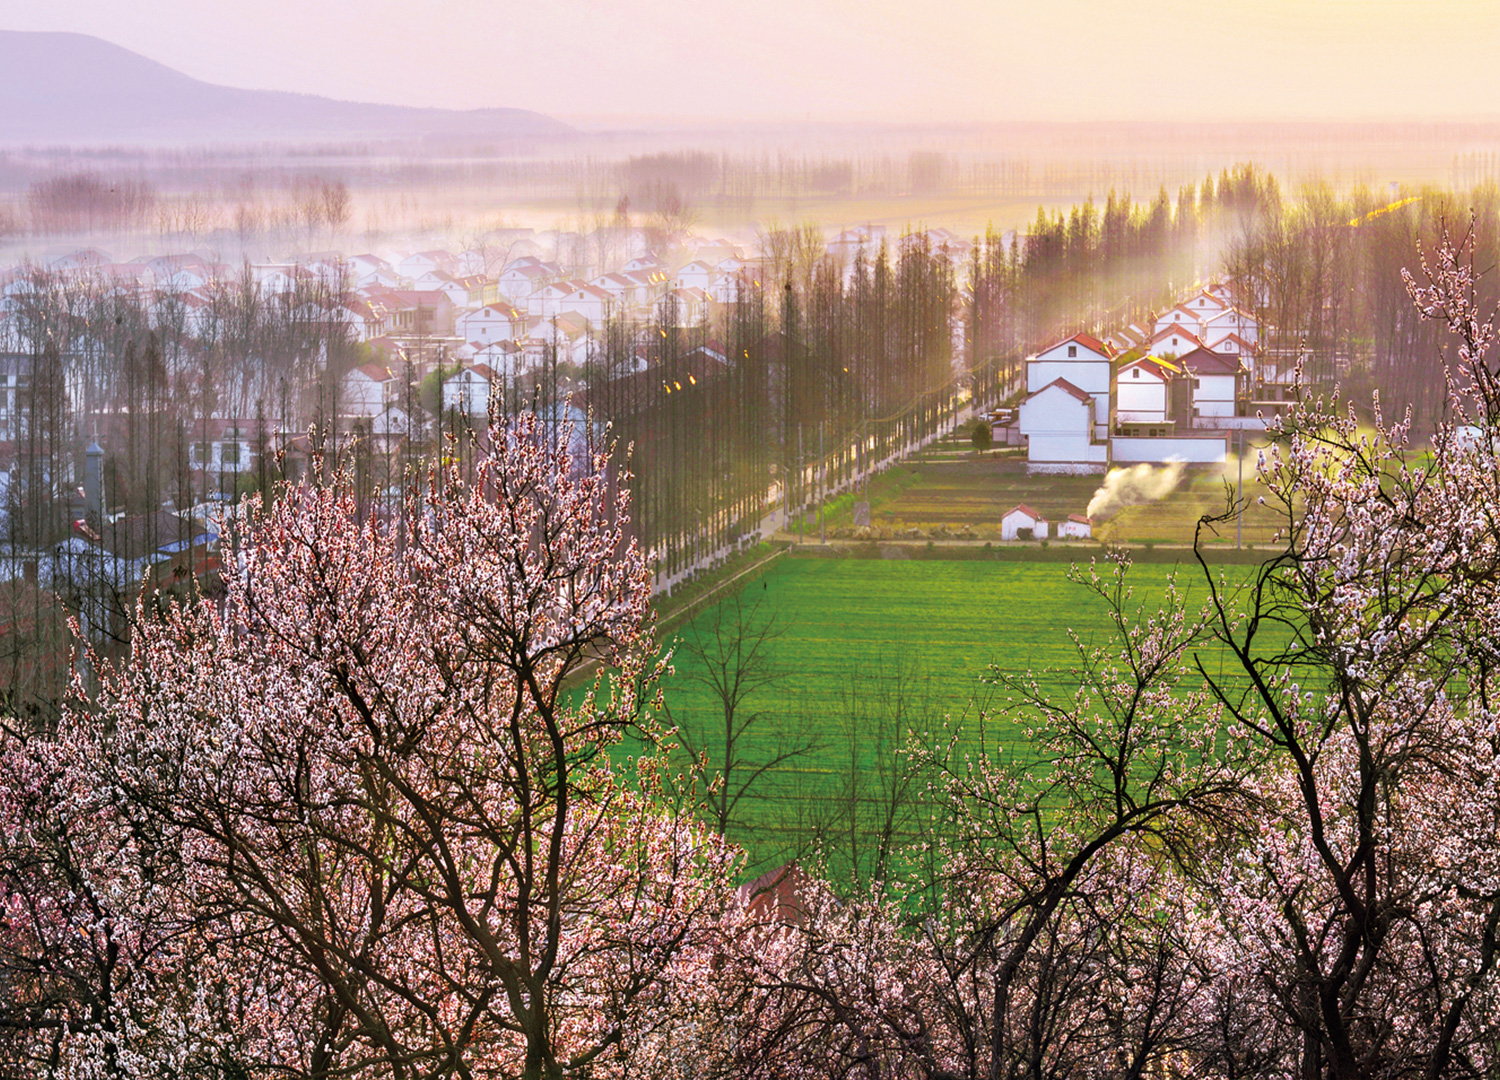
[0,31,570,145]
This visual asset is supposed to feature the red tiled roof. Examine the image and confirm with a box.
[1029,377,1093,404]
[353,362,395,382]
[1150,325,1203,349]
[1006,504,1046,522]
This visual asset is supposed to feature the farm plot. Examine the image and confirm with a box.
[836,458,1285,545]
[647,557,1253,875]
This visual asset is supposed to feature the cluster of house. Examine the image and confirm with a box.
[1004,283,1273,473]
[337,246,760,424]
[0,236,766,461]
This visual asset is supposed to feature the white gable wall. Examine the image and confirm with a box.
[1018,384,1107,464]
[1116,368,1168,422]
[1028,350,1111,437]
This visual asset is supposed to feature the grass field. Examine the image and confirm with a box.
[646,555,1252,876]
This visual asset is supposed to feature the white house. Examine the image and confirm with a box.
[442,364,494,417]
[674,260,715,291]
[472,339,526,382]
[1178,347,1246,423]
[526,280,587,320]
[1183,289,1229,318]
[397,250,456,280]
[1205,330,1256,358]
[1058,514,1093,539]
[558,283,615,326]
[1115,356,1179,426]
[657,286,713,326]
[1018,378,1107,468]
[1026,333,1114,439]
[497,263,553,300]
[342,362,397,417]
[1152,302,1204,338]
[456,303,526,343]
[1149,324,1203,359]
[1201,307,1259,348]
[1001,504,1049,541]
[590,272,647,308]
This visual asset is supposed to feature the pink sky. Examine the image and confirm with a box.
[1,0,1496,125]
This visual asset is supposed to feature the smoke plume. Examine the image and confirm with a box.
[1085,461,1186,520]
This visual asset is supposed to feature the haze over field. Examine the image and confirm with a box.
[2,0,1498,126]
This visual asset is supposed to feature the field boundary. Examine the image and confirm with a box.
[565,546,790,691]
[655,546,789,635]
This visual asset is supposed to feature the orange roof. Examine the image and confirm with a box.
[1029,377,1093,404]
[1043,331,1114,358]
[1006,504,1046,522]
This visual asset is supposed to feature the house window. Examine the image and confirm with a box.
[192,442,210,464]
[221,442,241,467]
[1067,344,1077,357]
[1132,369,1140,378]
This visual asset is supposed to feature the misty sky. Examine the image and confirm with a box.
[2,0,1497,125]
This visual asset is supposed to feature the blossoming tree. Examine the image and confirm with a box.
[2,413,737,1080]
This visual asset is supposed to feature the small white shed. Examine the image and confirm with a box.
[1058,514,1093,539]
[1001,504,1049,541]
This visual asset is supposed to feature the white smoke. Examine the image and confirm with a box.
[1085,461,1187,520]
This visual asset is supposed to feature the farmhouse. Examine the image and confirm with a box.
[1114,355,1183,428]
[342,362,397,418]
[1178,347,1246,424]
[442,364,494,417]
[1001,504,1049,541]
[1026,332,1114,439]
[1058,514,1093,539]
[1017,378,1107,470]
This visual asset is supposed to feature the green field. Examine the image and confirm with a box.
[646,556,1250,876]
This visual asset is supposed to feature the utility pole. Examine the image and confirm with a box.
[1237,427,1244,549]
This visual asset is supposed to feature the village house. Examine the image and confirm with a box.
[1114,355,1184,431]
[341,362,398,417]
[557,283,615,327]
[1149,323,1203,359]
[442,364,494,417]
[1177,347,1247,424]
[673,260,715,292]
[656,286,714,327]
[456,302,527,343]
[1001,504,1048,541]
[1017,377,1108,470]
[1026,333,1114,439]
[397,250,457,280]
[348,254,400,289]
[1058,514,1093,539]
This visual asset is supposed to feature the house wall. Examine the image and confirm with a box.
[1020,386,1106,463]
[443,372,490,415]
[1001,513,1049,541]
[1027,358,1111,435]
[1110,435,1227,464]
[1116,376,1167,422]
[341,372,386,417]
[1193,373,1238,418]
